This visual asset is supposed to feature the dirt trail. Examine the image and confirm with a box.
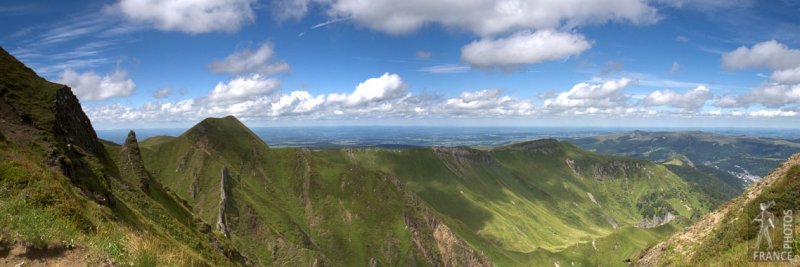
[0,244,85,267]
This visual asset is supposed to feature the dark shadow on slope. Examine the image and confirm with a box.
[417,187,494,231]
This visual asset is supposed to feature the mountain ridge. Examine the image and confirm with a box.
[3,47,792,266]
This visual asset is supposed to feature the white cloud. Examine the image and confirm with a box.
[722,40,800,70]
[326,73,409,107]
[208,74,281,103]
[271,91,326,116]
[208,42,290,74]
[323,0,658,36]
[544,78,634,110]
[771,66,800,84]
[714,84,800,108]
[58,68,136,101]
[443,89,534,116]
[717,41,800,108]
[111,0,256,34]
[713,95,741,108]
[749,109,798,118]
[738,83,800,108]
[461,30,590,69]
[640,85,711,110]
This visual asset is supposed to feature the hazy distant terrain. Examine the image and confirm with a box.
[569,131,800,179]
[98,127,800,149]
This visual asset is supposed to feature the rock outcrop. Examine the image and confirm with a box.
[0,47,113,205]
[635,211,677,228]
[217,167,231,238]
[121,130,151,192]
[53,87,106,160]
[385,175,493,267]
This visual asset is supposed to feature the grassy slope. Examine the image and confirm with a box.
[338,140,714,265]
[0,120,244,266]
[664,163,741,208]
[140,116,490,266]
[0,47,242,266]
[103,138,245,265]
[656,159,800,266]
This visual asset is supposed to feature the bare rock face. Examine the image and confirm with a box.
[121,130,151,192]
[53,87,106,160]
[385,175,493,267]
[635,212,677,228]
[217,167,231,238]
[190,168,200,199]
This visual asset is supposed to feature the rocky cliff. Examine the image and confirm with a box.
[0,47,113,205]
[216,167,231,238]
[121,131,151,192]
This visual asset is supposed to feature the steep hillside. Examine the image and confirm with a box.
[636,153,800,266]
[0,47,245,265]
[570,131,800,182]
[139,116,492,266]
[335,139,717,265]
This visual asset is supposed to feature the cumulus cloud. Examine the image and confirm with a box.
[111,0,256,34]
[208,74,281,103]
[461,30,591,69]
[713,95,741,108]
[543,78,635,111]
[717,41,800,109]
[323,0,658,36]
[271,91,326,116]
[738,84,800,108]
[326,73,409,107]
[58,68,136,101]
[771,66,800,84]
[208,42,290,74]
[722,40,800,70]
[713,84,800,109]
[443,89,534,116]
[640,85,711,110]
[748,109,798,118]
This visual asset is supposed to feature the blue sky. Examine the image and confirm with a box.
[2,0,800,129]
